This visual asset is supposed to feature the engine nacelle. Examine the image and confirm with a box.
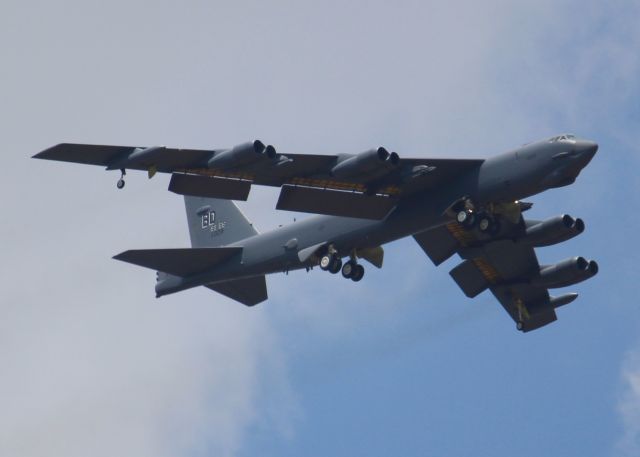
[532,256,598,289]
[330,147,399,181]
[207,140,276,170]
[519,214,584,247]
[127,145,166,164]
[108,145,167,170]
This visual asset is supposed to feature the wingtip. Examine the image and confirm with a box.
[32,143,65,160]
[112,251,131,261]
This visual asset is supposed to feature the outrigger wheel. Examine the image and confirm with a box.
[116,168,126,189]
[516,321,524,331]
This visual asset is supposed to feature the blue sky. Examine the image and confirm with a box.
[1,1,639,456]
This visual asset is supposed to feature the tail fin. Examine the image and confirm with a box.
[140,197,268,305]
[184,196,258,247]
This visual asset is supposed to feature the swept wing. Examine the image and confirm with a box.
[34,142,483,219]
[413,210,596,332]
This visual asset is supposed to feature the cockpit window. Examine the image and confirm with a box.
[549,134,577,143]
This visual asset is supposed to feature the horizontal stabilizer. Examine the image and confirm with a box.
[205,276,268,306]
[113,247,242,277]
[276,185,397,219]
[169,174,251,201]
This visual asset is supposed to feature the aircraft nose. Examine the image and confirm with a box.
[575,139,598,160]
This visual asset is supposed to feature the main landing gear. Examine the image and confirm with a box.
[455,206,500,235]
[320,252,342,274]
[319,249,365,282]
[116,169,126,189]
[341,259,364,282]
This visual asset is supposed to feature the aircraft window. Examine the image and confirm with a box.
[550,134,576,143]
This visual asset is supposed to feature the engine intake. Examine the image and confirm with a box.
[519,214,584,247]
[330,147,400,181]
[207,140,276,170]
[532,256,598,289]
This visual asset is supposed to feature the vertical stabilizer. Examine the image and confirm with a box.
[184,196,258,247]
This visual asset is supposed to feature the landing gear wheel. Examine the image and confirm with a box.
[478,213,493,233]
[116,168,126,189]
[320,254,333,271]
[516,321,524,331]
[328,257,342,274]
[456,209,476,228]
[341,260,356,279]
[351,264,365,282]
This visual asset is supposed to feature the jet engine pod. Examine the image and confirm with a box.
[107,145,167,170]
[207,140,276,170]
[126,145,166,164]
[520,214,585,247]
[330,147,400,181]
[532,256,598,289]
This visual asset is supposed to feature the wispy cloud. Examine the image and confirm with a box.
[617,346,640,456]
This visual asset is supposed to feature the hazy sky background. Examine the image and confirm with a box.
[1,1,640,456]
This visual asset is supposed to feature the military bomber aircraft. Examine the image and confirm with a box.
[34,133,599,332]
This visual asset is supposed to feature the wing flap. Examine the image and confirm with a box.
[169,174,251,200]
[413,225,459,266]
[449,259,492,298]
[113,247,242,277]
[276,185,397,219]
[459,239,538,280]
